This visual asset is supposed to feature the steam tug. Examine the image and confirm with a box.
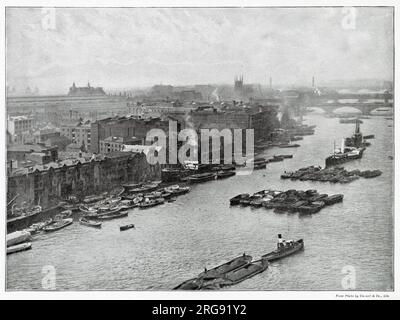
[262,234,304,262]
[325,122,366,167]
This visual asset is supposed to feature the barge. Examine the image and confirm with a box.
[198,254,253,279]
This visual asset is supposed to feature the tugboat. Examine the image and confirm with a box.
[262,234,304,262]
[344,121,369,148]
[325,139,365,167]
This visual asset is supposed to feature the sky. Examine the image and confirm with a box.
[6,7,394,94]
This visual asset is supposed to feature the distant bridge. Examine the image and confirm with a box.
[310,102,393,115]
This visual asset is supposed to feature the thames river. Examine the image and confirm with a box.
[7,114,394,291]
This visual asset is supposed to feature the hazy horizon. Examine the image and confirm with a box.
[6,7,393,95]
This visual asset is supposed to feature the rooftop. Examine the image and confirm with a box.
[8,143,57,153]
[9,151,143,177]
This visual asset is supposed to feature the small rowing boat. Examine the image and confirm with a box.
[138,198,165,209]
[43,218,73,232]
[95,211,128,221]
[79,217,102,228]
[7,242,32,255]
[79,204,98,215]
[187,172,217,183]
[120,224,135,231]
[6,230,32,247]
[216,171,236,179]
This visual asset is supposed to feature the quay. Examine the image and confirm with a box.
[7,204,62,233]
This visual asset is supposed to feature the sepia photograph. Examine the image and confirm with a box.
[2,2,396,296]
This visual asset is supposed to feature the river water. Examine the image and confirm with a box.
[7,114,394,291]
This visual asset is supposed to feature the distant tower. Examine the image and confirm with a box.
[87,82,91,88]
[312,76,315,88]
[269,76,272,89]
[234,75,244,95]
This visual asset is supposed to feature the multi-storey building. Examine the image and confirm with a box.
[61,120,92,151]
[90,116,170,154]
[99,136,142,154]
[7,115,35,144]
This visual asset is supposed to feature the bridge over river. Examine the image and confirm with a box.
[312,101,393,115]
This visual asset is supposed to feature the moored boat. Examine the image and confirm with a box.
[118,200,137,210]
[230,193,250,205]
[166,186,190,196]
[268,156,284,162]
[187,172,217,183]
[94,211,128,221]
[83,195,104,204]
[7,205,42,223]
[322,194,344,205]
[359,169,382,178]
[122,182,142,189]
[129,183,159,194]
[7,242,32,255]
[138,198,165,209]
[79,204,98,215]
[298,201,325,214]
[97,206,122,216]
[43,218,73,232]
[216,171,236,179]
[7,230,32,247]
[61,203,80,212]
[79,217,102,228]
[25,219,53,234]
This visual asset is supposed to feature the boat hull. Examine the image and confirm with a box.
[79,218,102,228]
[262,240,304,262]
[43,218,73,232]
[7,242,32,255]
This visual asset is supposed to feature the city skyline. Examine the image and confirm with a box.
[6,7,394,94]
